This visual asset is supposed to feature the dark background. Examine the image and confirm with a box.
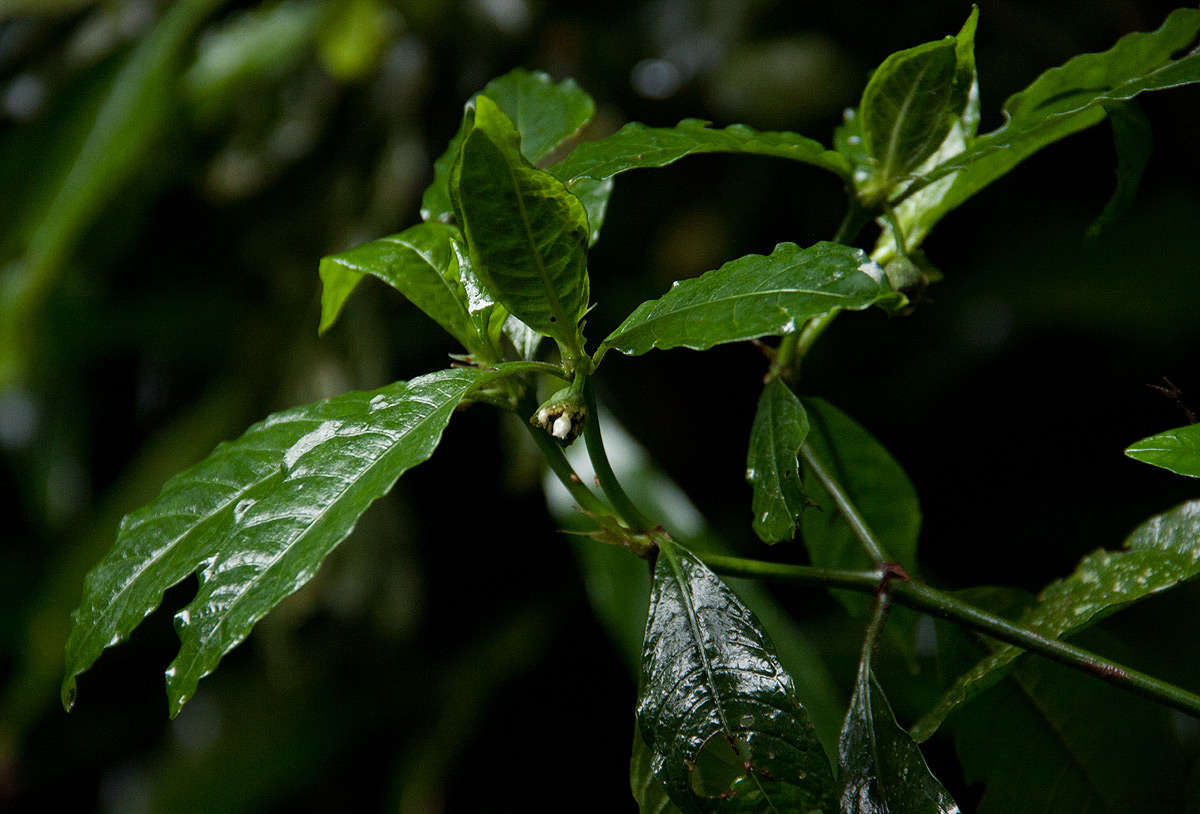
[2,0,1199,810]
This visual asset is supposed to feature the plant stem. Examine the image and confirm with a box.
[700,553,1200,726]
[520,402,613,519]
[799,443,891,564]
[581,378,654,533]
[486,360,572,381]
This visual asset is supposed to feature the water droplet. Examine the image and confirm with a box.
[368,394,388,411]
[797,770,808,780]
[745,468,756,480]
[740,714,755,728]
[234,498,255,521]
[847,135,861,146]
[671,280,681,288]
[853,169,869,183]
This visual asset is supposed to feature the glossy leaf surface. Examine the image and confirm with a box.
[600,242,894,359]
[913,498,1200,741]
[746,379,810,544]
[318,222,502,360]
[420,68,597,224]
[63,367,495,716]
[858,37,961,195]
[452,96,590,353]
[1125,422,1200,478]
[638,538,835,813]
[905,8,1200,235]
[550,118,850,186]
[839,657,958,812]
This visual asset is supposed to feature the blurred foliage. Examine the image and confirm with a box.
[1,0,1198,810]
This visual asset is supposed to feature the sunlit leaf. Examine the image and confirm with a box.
[451,96,590,354]
[913,499,1200,742]
[63,366,507,716]
[1125,423,1200,478]
[746,379,809,544]
[637,537,836,813]
[599,242,896,360]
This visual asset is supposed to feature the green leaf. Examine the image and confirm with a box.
[858,36,963,198]
[1087,102,1152,237]
[935,591,1186,813]
[638,537,836,813]
[1125,422,1200,478]
[571,176,614,247]
[599,242,896,360]
[318,222,501,359]
[901,8,1200,238]
[420,68,598,225]
[632,724,685,814]
[451,95,591,355]
[912,498,1200,742]
[838,656,958,812]
[62,367,501,716]
[746,379,810,544]
[550,118,850,187]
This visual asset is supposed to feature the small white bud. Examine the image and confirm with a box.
[537,407,552,425]
[551,414,572,440]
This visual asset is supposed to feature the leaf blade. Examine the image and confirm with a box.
[746,379,810,544]
[1125,423,1200,478]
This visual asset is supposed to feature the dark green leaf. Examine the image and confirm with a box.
[638,537,835,813]
[1125,423,1200,478]
[746,379,810,544]
[858,37,962,197]
[452,95,590,354]
[839,661,958,813]
[550,118,850,186]
[632,724,685,814]
[318,222,502,361]
[420,68,598,225]
[599,242,896,360]
[63,367,500,716]
[903,8,1200,238]
[935,592,1187,813]
[912,498,1200,742]
[1087,102,1152,237]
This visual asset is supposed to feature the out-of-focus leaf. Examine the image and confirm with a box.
[0,0,224,388]
[316,0,395,80]
[638,537,836,813]
[451,96,590,354]
[420,69,598,224]
[550,118,850,186]
[838,628,958,813]
[902,8,1200,239]
[1125,423,1200,478]
[857,37,962,199]
[632,724,685,814]
[62,366,508,717]
[746,379,809,544]
[1087,102,1152,237]
[935,591,1187,812]
[598,242,895,360]
[913,498,1200,741]
[317,222,502,361]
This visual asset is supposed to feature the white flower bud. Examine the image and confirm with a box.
[551,414,572,440]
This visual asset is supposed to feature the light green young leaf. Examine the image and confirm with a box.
[452,95,591,355]
[1087,102,1152,237]
[912,499,1200,742]
[62,367,505,716]
[858,37,962,199]
[1125,422,1200,478]
[550,118,850,187]
[420,68,598,224]
[638,537,836,813]
[899,8,1200,238]
[598,242,896,360]
[746,379,810,544]
[318,222,501,360]
[839,654,958,812]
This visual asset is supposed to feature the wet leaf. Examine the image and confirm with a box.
[1125,423,1200,478]
[913,498,1200,742]
[550,118,850,186]
[637,537,835,813]
[421,68,598,225]
[599,242,896,360]
[451,96,590,355]
[746,379,810,544]
[317,222,502,360]
[63,367,506,716]
[632,724,685,814]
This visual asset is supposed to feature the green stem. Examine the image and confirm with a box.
[486,361,571,381]
[799,443,891,564]
[520,398,612,519]
[699,553,1200,726]
[582,378,654,533]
